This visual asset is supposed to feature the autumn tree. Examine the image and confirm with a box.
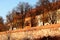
[16,2,31,28]
[6,2,31,29]
[6,11,14,30]
[36,0,59,25]
[0,17,6,31]
[6,9,23,30]
[52,0,56,2]
[36,0,50,25]
[0,17,4,24]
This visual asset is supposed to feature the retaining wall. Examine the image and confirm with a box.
[0,24,60,40]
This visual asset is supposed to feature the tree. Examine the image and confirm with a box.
[6,9,23,29]
[6,2,31,29]
[36,0,42,7]
[6,11,14,23]
[16,2,31,28]
[52,0,56,2]
[36,0,50,6]
[36,0,58,25]
[50,11,57,24]
[0,17,4,24]
[0,16,6,31]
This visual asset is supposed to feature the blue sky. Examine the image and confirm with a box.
[0,0,37,20]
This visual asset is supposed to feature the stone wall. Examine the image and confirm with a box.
[0,24,60,40]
